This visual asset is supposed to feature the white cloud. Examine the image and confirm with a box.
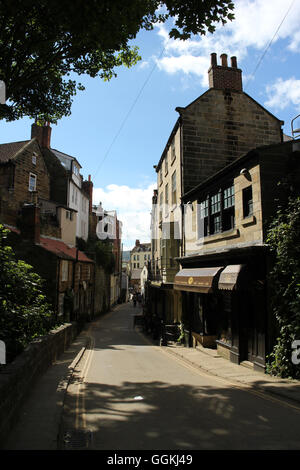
[93,183,156,250]
[288,30,300,52]
[265,77,300,111]
[156,55,210,87]
[154,0,300,79]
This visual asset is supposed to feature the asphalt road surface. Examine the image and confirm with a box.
[60,303,300,451]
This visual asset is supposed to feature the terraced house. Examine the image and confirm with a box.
[147,52,285,350]
[0,124,95,321]
[176,138,300,371]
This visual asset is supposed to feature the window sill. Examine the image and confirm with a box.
[216,340,232,349]
[198,228,240,245]
[242,215,256,227]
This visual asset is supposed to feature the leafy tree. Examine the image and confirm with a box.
[266,197,300,379]
[0,0,234,122]
[0,225,57,363]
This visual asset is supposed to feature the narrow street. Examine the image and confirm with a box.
[57,302,300,451]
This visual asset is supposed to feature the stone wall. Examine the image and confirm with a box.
[0,322,78,446]
[180,88,283,193]
[0,140,50,226]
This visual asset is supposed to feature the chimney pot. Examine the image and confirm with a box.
[220,53,228,67]
[211,52,217,66]
[31,122,52,149]
[208,52,242,92]
[231,56,237,68]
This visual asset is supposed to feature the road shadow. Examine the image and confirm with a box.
[60,378,300,450]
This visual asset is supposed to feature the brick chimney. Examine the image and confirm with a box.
[82,174,93,215]
[208,53,242,92]
[135,240,140,247]
[31,122,52,148]
[20,202,40,244]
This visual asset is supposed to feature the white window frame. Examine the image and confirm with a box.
[29,173,37,192]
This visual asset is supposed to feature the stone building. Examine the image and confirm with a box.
[34,123,90,242]
[6,204,95,322]
[174,138,300,371]
[0,124,96,320]
[130,240,151,272]
[88,203,123,312]
[147,52,284,330]
[0,138,51,227]
[0,135,77,242]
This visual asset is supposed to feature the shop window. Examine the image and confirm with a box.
[243,186,253,218]
[218,292,232,346]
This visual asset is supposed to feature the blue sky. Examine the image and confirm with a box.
[1,0,300,250]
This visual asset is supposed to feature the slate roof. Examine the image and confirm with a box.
[131,243,151,253]
[0,140,31,163]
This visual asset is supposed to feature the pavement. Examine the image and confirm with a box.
[160,340,300,407]
[3,303,300,450]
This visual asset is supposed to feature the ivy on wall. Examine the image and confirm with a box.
[266,197,300,379]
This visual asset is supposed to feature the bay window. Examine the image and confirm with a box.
[198,183,235,238]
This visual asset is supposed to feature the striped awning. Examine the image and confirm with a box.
[174,267,224,293]
[218,264,246,290]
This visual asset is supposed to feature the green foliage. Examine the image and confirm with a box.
[266,197,300,379]
[0,0,234,122]
[0,225,57,363]
[94,241,116,274]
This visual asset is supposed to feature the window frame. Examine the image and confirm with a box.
[198,183,235,238]
[171,170,177,205]
[243,185,253,218]
[28,172,37,192]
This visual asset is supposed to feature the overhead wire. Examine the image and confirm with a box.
[92,42,168,180]
[93,0,296,177]
[245,0,296,91]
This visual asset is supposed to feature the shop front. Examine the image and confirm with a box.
[174,252,268,371]
[174,267,224,348]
